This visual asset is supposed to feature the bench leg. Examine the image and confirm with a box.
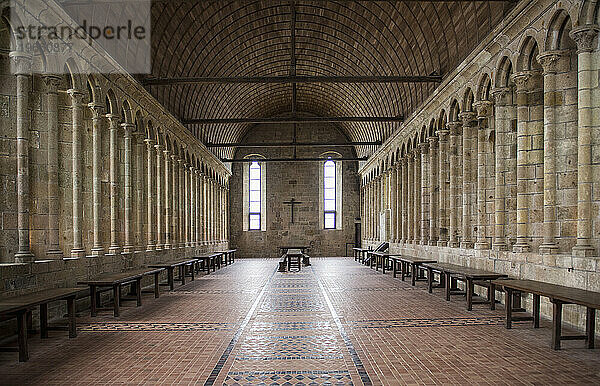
[191,264,195,281]
[490,283,496,311]
[382,257,386,274]
[411,263,417,286]
[40,303,48,339]
[393,260,397,278]
[136,279,142,307]
[67,297,77,338]
[17,311,28,362]
[427,268,433,293]
[91,285,98,317]
[401,262,406,281]
[552,300,563,350]
[113,284,120,317]
[505,288,513,329]
[466,279,473,311]
[180,265,186,286]
[533,294,540,328]
[168,268,174,291]
[586,307,595,349]
[154,272,160,298]
[445,273,451,301]
[26,310,33,334]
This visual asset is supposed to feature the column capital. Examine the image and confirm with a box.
[66,89,85,105]
[163,149,171,158]
[473,100,493,119]
[458,111,477,126]
[418,142,429,153]
[510,71,536,91]
[154,144,164,151]
[412,147,421,157]
[121,122,135,129]
[171,154,179,161]
[427,135,438,146]
[9,51,32,75]
[536,50,568,74]
[447,121,462,136]
[88,103,104,118]
[491,87,512,106]
[43,75,61,92]
[435,129,450,141]
[106,113,121,125]
[569,25,599,53]
[393,162,400,170]
[144,138,155,147]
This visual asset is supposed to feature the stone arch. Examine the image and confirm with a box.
[462,88,475,112]
[437,110,447,130]
[63,58,85,92]
[449,99,460,122]
[579,0,599,25]
[495,56,514,88]
[105,89,119,116]
[134,110,144,135]
[546,9,577,51]
[477,73,492,101]
[428,119,436,137]
[121,100,133,124]
[146,120,155,142]
[516,36,542,72]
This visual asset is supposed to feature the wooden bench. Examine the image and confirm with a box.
[371,252,398,274]
[149,259,198,290]
[423,262,507,311]
[217,249,237,265]
[0,287,84,362]
[79,268,165,317]
[286,249,303,271]
[353,247,368,263]
[195,253,221,273]
[390,255,437,286]
[492,279,600,350]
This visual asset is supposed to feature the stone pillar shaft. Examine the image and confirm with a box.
[395,165,401,242]
[402,158,408,242]
[108,115,121,254]
[45,76,63,258]
[491,88,511,251]
[407,155,414,243]
[155,144,163,250]
[136,136,144,250]
[460,112,476,248]
[69,90,85,258]
[390,166,397,242]
[145,140,155,250]
[122,123,134,253]
[448,123,461,248]
[428,137,439,245]
[437,130,449,246]
[420,143,430,245]
[163,151,172,249]
[474,101,493,250]
[413,149,421,243]
[171,155,179,249]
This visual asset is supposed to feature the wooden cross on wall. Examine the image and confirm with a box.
[283,198,303,223]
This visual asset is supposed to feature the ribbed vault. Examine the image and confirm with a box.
[143,0,514,159]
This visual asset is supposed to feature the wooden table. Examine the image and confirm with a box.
[390,255,437,285]
[80,268,165,317]
[423,262,508,311]
[286,249,303,271]
[493,279,600,350]
[149,259,198,289]
[0,287,84,362]
[279,246,309,255]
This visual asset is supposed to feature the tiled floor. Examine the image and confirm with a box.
[1,258,599,385]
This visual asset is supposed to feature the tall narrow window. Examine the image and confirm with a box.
[324,160,336,229]
[249,161,261,230]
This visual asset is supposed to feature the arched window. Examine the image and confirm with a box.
[249,161,261,230]
[243,156,266,231]
[323,160,337,229]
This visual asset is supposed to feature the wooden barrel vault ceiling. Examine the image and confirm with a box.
[141,0,515,160]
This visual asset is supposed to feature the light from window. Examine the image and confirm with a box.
[249,161,261,230]
[324,160,336,229]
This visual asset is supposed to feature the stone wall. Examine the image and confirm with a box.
[230,122,360,257]
[360,0,600,335]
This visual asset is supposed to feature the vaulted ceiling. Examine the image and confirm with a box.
[142,0,514,159]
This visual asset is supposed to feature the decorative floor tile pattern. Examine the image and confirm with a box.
[1,257,599,385]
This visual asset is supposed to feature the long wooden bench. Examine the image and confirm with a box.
[371,252,399,274]
[390,255,437,285]
[217,249,237,265]
[79,268,165,317]
[195,253,222,273]
[0,287,85,361]
[423,262,507,311]
[353,247,368,263]
[149,259,198,289]
[492,279,600,350]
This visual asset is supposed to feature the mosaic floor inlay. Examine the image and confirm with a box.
[1,257,599,385]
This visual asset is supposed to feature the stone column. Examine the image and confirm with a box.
[44,75,63,258]
[195,169,202,245]
[107,114,121,255]
[511,72,533,252]
[179,159,186,247]
[428,136,439,245]
[154,144,164,250]
[437,129,449,246]
[171,154,179,249]
[190,166,196,246]
[459,111,477,248]
[395,164,401,242]
[402,157,408,243]
[537,51,563,253]
[163,150,172,249]
[491,87,511,251]
[11,53,34,262]
[122,123,135,254]
[474,101,493,250]
[202,174,208,244]
[407,154,414,243]
[390,165,397,242]
[448,122,461,248]
[89,104,104,256]
[145,139,155,250]
[413,148,421,243]
[569,25,598,256]
[184,164,190,246]
[420,142,430,245]
[68,89,86,258]
[135,134,145,250]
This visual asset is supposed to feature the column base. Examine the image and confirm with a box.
[474,241,490,250]
[70,248,86,259]
[146,244,155,252]
[572,244,596,257]
[122,245,135,254]
[461,241,474,249]
[108,246,121,255]
[448,241,460,248]
[420,239,428,245]
[163,243,172,250]
[154,245,163,251]
[14,251,35,263]
[437,240,448,247]
[492,242,508,251]
[512,243,531,253]
[539,243,559,254]
[46,249,64,259]
[428,240,437,246]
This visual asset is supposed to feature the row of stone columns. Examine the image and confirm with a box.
[10,52,230,262]
[361,27,598,256]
